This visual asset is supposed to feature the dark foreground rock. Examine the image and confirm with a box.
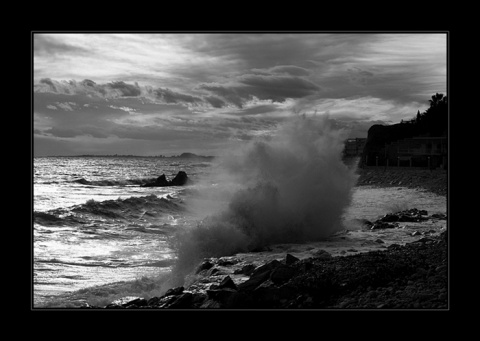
[89,231,448,309]
[366,208,435,230]
[141,171,189,187]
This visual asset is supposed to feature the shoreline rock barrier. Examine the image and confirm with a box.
[356,168,446,196]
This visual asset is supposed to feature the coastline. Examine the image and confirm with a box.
[104,231,447,309]
[35,167,448,310]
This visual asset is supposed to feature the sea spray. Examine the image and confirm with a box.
[169,114,359,279]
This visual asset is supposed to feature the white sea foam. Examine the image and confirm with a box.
[172,115,359,275]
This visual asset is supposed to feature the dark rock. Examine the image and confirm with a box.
[141,171,189,187]
[278,283,298,300]
[163,286,184,297]
[314,249,332,259]
[200,299,223,308]
[250,260,281,278]
[371,221,397,230]
[165,292,193,309]
[206,267,220,276]
[155,174,170,186]
[252,280,280,305]
[233,263,256,275]
[237,274,268,292]
[431,213,447,220]
[104,303,123,309]
[301,260,314,271]
[195,260,214,274]
[191,293,207,307]
[205,288,250,308]
[361,220,374,227]
[398,214,418,222]
[142,174,169,187]
[285,253,300,265]
[270,265,296,285]
[123,298,148,308]
[238,260,281,292]
[217,258,237,266]
[207,288,237,301]
[156,296,178,309]
[380,214,399,222]
[147,296,162,306]
[217,276,237,290]
[170,171,188,186]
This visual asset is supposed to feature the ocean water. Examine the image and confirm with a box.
[33,156,447,308]
[33,156,212,307]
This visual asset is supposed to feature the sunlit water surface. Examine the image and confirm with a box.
[33,157,446,307]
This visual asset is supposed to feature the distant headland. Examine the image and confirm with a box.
[39,152,215,160]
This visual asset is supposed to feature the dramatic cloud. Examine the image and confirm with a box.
[253,65,311,76]
[34,35,90,56]
[153,88,204,105]
[197,71,320,108]
[108,81,142,97]
[33,33,447,156]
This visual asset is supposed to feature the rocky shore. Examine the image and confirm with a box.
[356,167,447,196]
[85,231,447,309]
[80,168,448,310]
[85,213,448,310]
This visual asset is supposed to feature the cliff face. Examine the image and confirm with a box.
[362,123,418,164]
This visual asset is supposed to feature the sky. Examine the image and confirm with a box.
[33,32,447,156]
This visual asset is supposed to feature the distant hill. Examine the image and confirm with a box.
[174,152,215,160]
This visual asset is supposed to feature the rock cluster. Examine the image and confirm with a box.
[87,230,448,309]
[365,208,438,230]
[356,168,446,196]
[141,171,189,187]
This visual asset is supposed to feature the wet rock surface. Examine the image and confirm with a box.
[367,208,437,230]
[87,230,448,310]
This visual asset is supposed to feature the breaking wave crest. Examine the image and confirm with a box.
[34,194,185,226]
[170,115,359,277]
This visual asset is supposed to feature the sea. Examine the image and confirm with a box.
[33,156,447,308]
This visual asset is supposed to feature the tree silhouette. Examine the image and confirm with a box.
[413,93,447,136]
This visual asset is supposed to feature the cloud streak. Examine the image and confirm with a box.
[33,33,447,156]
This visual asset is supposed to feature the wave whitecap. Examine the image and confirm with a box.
[34,195,185,226]
[171,115,359,276]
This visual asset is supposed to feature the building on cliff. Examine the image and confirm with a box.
[388,137,447,169]
[363,136,447,169]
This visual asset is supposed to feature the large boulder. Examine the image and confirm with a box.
[141,171,189,187]
[154,174,170,186]
[141,174,169,187]
[170,171,188,186]
[238,260,281,292]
